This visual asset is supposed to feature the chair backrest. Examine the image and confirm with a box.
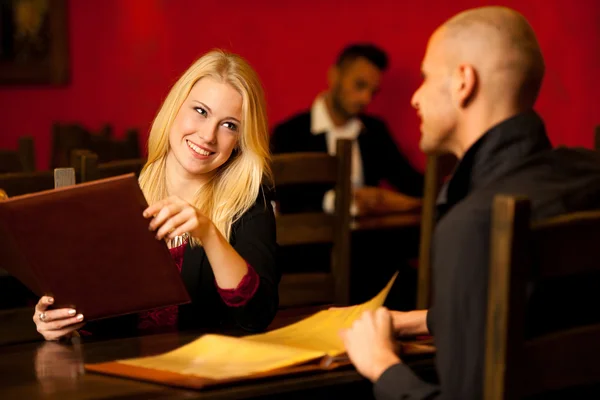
[90,128,141,163]
[415,153,457,309]
[51,123,140,168]
[0,167,75,198]
[485,195,600,399]
[272,139,352,307]
[0,171,54,197]
[595,125,600,152]
[50,123,90,169]
[0,136,35,174]
[71,150,146,183]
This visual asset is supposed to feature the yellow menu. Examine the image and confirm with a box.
[112,272,398,381]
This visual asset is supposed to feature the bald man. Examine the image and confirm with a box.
[340,6,600,399]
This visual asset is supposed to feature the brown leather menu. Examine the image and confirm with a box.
[0,174,191,321]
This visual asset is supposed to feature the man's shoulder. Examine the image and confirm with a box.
[272,110,311,133]
[494,147,600,198]
[358,114,389,131]
[449,147,600,223]
[270,111,313,153]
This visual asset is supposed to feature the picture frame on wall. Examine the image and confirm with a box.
[0,0,69,85]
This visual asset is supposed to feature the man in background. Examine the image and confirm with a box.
[271,43,423,216]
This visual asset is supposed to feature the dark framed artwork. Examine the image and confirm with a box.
[0,0,69,85]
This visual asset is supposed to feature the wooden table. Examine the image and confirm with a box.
[0,307,435,400]
[351,211,421,231]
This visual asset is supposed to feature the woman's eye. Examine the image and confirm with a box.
[194,107,207,117]
[223,122,238,132]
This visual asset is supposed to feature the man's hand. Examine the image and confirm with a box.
[390,309,430,337]
[354,187,421,216]
[340,307,402,382]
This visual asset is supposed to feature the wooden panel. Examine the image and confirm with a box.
[331,139,352,306]
[69,149,98,183]
[532,210,600,278]
[51,123,89,169]
[52,123,140,169]
[274,139,352,308]
[416,153,456,310]
[522,324,600,397]
[276,213,335,246]
[351,213,420,231]
[272,153,338,185]
[0,151,22,174]
[96,159,146,180]
[0,169,74,198]
[0,136,35,174]
[90,129,140,163]
[279,273,335,308]
[71,150,145,183]
[485,196,530,400]
[486,195,600,399]
[0,171,55,197]
[17,136,35,172]
[416,156,439,310]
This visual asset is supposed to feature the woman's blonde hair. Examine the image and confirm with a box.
[139,49,272,243]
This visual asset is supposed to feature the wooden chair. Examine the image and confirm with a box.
[273,139,352,308]
[51,123,94,169]
[415,153,457,309]
[484,195,600,399]
[0,167,76,197]
[0,168,76,346]
[0,136,35,174]
[91,128,140,163]
[51,123,140,168]
[71,150,146,183]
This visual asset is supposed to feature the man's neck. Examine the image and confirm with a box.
[323,92,350,127]
[453,103,526,159]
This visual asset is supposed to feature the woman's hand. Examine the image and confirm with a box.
[144,196,214,242]
[33,296,85,341]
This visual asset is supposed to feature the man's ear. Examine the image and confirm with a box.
[453,64,477,108]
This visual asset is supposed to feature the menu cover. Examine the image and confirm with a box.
[0,174,191,321]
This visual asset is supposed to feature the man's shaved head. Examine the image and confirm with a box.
[411,6,545,157]
[441,6,545,107]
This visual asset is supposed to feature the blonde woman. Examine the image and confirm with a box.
[33,50,280,340]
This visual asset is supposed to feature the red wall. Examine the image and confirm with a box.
[1,0,598,171]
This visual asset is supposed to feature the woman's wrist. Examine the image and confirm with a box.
[192,220,218,245]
